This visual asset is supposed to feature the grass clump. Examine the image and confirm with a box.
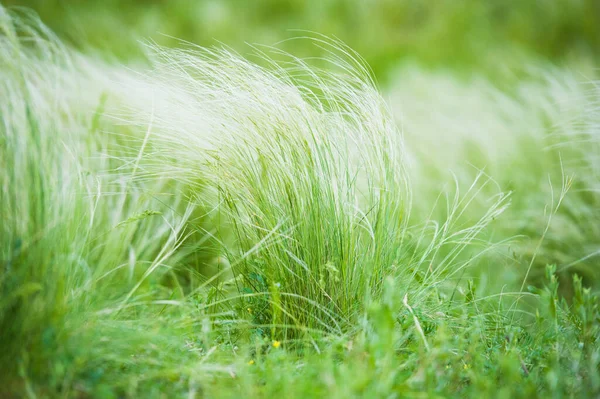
[0,9,231,396]
[123,39,516,341]
[390,66,600,295]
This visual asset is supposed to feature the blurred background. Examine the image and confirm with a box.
[4,0,600,82]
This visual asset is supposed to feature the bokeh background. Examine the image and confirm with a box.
[5,0,600,82]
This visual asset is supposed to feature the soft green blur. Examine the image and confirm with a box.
[5,0,600,80]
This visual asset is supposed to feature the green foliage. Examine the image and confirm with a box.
[3,0,599,80]
[1,5,599,398]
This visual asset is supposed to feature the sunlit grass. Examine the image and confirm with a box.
[1,6,599,398]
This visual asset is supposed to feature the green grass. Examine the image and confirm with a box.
[390,66,600,296]
[1,6,599,398]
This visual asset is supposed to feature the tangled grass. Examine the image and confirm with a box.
[1,7,599,398]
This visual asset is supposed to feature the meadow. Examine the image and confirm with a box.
[1,3,599,398]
